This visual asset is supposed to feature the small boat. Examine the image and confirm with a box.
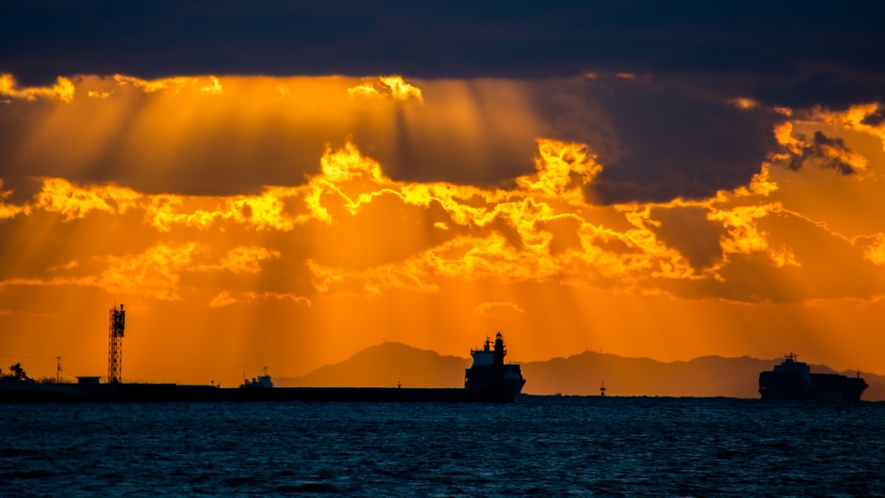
[240,367,274,388]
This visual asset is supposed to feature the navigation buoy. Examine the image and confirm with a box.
[600,381,606,397]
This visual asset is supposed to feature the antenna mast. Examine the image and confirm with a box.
[108,304,125,383]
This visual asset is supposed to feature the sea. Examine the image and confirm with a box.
[1,396,884,497]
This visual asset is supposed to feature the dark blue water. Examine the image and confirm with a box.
[1,397,884,497]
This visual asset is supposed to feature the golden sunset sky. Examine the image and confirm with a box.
[1,70,885,386]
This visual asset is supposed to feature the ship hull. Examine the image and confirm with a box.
[759,372,867,401]
[464,364,526,396]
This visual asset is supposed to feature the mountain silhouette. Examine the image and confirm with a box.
[277,342,470,388]
[522,352,885,400]
[276,342,885,400]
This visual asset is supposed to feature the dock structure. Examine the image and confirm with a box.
[1,306,517,404]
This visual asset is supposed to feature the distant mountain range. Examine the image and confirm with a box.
[277,342,470,389]
[276,342,885,401]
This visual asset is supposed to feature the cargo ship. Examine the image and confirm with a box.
[0,355,518,404]
[465,332,525,396]
[0,305,522,403]
[759,353,868,401]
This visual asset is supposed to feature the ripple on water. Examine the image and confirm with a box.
[0,398,884,496]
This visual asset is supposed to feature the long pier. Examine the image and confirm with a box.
[0,382,516,403]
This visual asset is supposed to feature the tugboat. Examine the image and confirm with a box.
[465,332,526,396]
[240,367,273,388]
[759,353,867,401]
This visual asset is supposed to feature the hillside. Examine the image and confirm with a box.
[276,343,885,400]
[521,352,777,397]
[276,342,470,388]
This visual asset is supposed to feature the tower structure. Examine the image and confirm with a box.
[107,304,125,383]
[493,331,506,385]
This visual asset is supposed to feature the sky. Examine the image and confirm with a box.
[2,2,885,385]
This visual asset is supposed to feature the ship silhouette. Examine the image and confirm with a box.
[759,353,868,401]
[0,331,522,403]
[465,332,525,395]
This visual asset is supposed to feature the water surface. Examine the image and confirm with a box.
[1,396,883,496]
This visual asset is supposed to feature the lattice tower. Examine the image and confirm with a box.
[108,304,125,383]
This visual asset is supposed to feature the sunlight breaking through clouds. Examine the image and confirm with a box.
[0,74,75,102]
[3,73,885,380]
[1,133,870,304]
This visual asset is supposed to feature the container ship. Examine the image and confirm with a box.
[759,353,868,401]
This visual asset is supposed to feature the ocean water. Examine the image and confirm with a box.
[1,397,884,497]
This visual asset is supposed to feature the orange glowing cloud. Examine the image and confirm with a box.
[347,75,423,103]
[474,301,526,317]
[815,104,885,151]
[34,178,141,220]
[0,74,75,102]
[772,121,869,175]
[862,234,885,267]
[208,290,238,308]
[112,74,198,93]
[98,243,202,300]
[0,240,284,303]
[0,132,867,304]
[707,203,799,268]
[209,290,311,308]
[201,76,223,95]
[0,180,26,219]
[298,140,743,296]
[203,246,282,274]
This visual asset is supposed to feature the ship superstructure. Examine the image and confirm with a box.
[465,332,526,395]
[240,367,274,388]
[759,353,867,401]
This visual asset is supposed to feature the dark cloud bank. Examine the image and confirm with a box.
[1,1,883,203]
[0,75,787,203]
[3,0,885,108]
[532,77,784,203]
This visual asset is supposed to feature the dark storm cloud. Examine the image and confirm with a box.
[751,72,885,110]
[1,2,881,203]
[0,75,787,202]
[862,108,885,126]
[784,131,860,176]
[524,76,785,203]
[3,0,885,109]
[648,207,726,271]
[350,76,787,203]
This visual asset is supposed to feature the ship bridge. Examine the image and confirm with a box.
[465,332,525,395]
[772,353,811,384]
[470,336,496,366]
